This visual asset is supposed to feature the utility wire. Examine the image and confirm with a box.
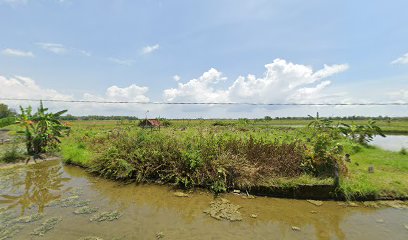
[0,98,407,106]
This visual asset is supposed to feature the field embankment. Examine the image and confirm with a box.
[58,120,408,200]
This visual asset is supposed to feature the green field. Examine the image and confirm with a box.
[59,119,408,199]
[1,119,407,200]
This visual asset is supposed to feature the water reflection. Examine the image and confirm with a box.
[0,161,406,240]
[84,174,380,240]
[0,161,70,215]
[371,135,408,151]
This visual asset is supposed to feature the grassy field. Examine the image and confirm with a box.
[189,118,408,134]
[63,118,408,133]
[1,119,407,200]
[341,147,408,199]
[54,119,407,199]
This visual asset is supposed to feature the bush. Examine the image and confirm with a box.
[83,128,343,192]
[1,145,25,163]
[400,148,407,155]
[0,117,16,128]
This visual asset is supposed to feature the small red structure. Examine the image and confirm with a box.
[139,119,161,130]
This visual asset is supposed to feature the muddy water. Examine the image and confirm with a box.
[1,161,407,240]
[371,135,408,152]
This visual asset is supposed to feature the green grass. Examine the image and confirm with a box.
[0,125,26,164]
[256,175,334,189]
[57,120,408,199]
[3,119,407,199]
[61,141,92,167]
[340,147,408,199]
[60,118,408,134]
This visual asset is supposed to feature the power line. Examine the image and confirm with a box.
[0,98,407,106]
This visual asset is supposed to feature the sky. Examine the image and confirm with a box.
[0,0,407,118]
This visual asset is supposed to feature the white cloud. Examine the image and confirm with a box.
[163,59,349,104]
[142,44,160,55]
[77,49,91,57]
[79,85,151,115]
[0,74,149,103]
[0,74,150,115]
[389,89,408,102]
[36,42,67,54]
[108,57,134,66]
[1,48,34,57]
[391,52,408,65]
[36,42,90,56]
[84,85,149,103]
[173,75,181,81]
[164,68,228,102]
[287,81,332,103]
[0,75,72,100]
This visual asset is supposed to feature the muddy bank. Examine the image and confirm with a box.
[0,160,407,240]
[242,184,337,200]
[0,156,61,169]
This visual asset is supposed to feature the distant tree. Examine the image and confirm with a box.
[264,116,272,120]
[0,103,15,118]
[59,114,77,121]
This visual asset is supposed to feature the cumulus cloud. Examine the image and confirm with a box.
[163,59,349,105]
[142,44,160,54]
[1,48,34,57]
[164,68,228,102]
[83,85,149,102]
[391,52,408,65]
[0,75,71,100]
[79,85,151,115]
[0,74,150,115]
[173,75,181,81]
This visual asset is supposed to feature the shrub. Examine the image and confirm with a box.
[83,128,343,192]
[1,145,25,163]
[0,117,16,128]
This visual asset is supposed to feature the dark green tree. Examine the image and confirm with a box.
[0,103,14,118]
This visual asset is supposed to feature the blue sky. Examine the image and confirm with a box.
[0,0,407,117]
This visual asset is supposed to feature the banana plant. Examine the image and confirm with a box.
[338,120,385,144]
[18,101,70,157]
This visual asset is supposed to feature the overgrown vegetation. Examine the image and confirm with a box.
[0,143,25,163]
[59,116,408,200]
[18,102,70,157]
[61,118,349,193]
